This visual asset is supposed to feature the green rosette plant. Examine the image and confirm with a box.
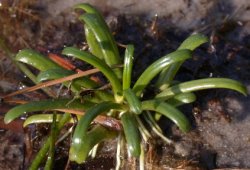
[3,3,247,170]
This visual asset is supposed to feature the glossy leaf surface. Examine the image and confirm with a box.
[84,25,104,60]
[37,68,73,82]
[166,92,197,106]
[121,112,141,157]
[78,13,122,78]
[178,33,208,51]
[123,45,134,90]
[62,47,122,100]
[23,114,63,127]
[133,49,192,96]
[70,102,121,162]
[157,34,208,87]
[16,49,60,71]
[70,125,117,163]
[75,3,120,66]
[123,88,142,114]
[156,78,247,100]
[4,99,94,124]
[142,100,191,132]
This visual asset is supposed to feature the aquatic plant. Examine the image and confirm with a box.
[3,3,247,170]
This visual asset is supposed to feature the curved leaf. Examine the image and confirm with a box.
[16,49,99,91]
[155,92,196,121]
[62,47,122,101]
[75,3,109,28]
[16,49,60,71]
[178,33,208,51]
[123,88,142,114]
[78,13,122,78]
[70,124,117,163]
[121,112,141,157]
[73,102,121,137]
[133,49,192,96]
[15,49,100,94]
[84,25,104,60]
[4,99,94,124]
[166,92,197,106]
[156,34,208,88]
[23,114,64,127]
[70,102,122,162]
[123,44,134,90]
[142,100,191,132]
[37,68,74,82]
[156,78,247,100]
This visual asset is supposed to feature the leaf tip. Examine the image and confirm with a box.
[4,115,12,124]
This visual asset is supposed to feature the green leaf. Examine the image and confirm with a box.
[156,78,247,100]
[178,33,209,51]
[16,49,60,71]
[44,112,57,170]
[133,49,192,96]
[70,102,121,163]
[70,124,117,164]
[121,112,141,157]
[154,92,196,121]
[72,78,99,91]
[16,49,99,91]
[4,99,94,124]
[156,34,208,88]
[84,25,104,60]
[142,100,191,132]
[95,91,115,102]
[123,45,134,90]
[123,88,142,114]
[75,3,118,63]
[23,114,64,127]
[62,47,122,101]
[78,12,122,78]
[0,39,50,94]
[75,3,107,24]
[37,68,73,82]
[72,102,121,137]
[29,113,71,170]
[166,92,197,106]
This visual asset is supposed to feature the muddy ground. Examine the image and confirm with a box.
[0,0,250,169]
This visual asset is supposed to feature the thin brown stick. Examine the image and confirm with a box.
[3,99,28,104]
[3,68,100,98]
[48,53,81,72]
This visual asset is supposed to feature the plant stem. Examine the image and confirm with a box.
[28,113,71,170]
[44,112,57,170]
[139,142,145,170]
